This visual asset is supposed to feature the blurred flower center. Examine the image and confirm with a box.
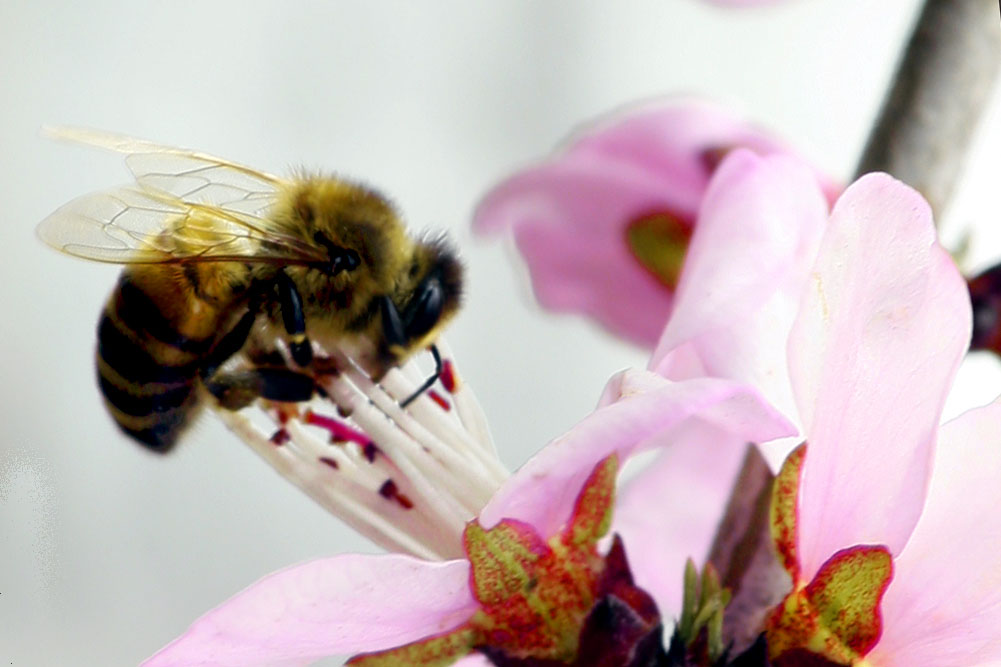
[625,210,693,289]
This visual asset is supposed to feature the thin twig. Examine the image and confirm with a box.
[854,0,1001,216]
[708,446,788,655]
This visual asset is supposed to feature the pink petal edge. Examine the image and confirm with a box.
[143,554,477,667]
[481,371,795,539]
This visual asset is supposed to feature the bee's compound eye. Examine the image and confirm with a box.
[405,277,444,338]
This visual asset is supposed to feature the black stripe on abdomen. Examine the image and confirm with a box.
[97,312,200,452]
[97,315,198,385]
[97,372,193,417]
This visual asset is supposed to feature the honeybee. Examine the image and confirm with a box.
[38,128,463,452]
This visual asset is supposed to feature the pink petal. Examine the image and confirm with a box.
[613,430,748,617]
[480,371,795,539]
[143,555,477,667]
[650,341,710,382]
[789,173,971,582]
[869,399,1001,666]
[650,150,828,466]
[475,153,686,345]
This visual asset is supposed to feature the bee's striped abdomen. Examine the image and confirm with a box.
[96,273,214,452]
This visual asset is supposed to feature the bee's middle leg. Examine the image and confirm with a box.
[201,306,317,411]
[206,367,317,411]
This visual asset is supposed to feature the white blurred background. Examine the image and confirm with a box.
[2,0,999,664]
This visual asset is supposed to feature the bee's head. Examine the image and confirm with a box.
[378,237,463,368]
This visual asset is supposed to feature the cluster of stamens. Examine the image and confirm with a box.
[213,340,508,560]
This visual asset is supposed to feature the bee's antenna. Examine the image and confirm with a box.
[400,345,442,408]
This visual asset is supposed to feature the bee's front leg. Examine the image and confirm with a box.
[276,269,313,367]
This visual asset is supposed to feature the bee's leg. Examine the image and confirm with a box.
[400,344,443,408]
[201,307,258,380]
[277,270,313,367]
[206,367,317,411]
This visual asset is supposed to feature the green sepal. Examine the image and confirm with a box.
[466,519,548,606]
[674,559,731,664]
[678,559,699,639]
[770,443,805,579]
[766,545,893,665]
[348,456,628,666]
[568,454,618,547]
[805,546,893,656]
[348,626,479,667]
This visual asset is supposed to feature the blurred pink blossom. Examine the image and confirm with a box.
[473,99,837,347]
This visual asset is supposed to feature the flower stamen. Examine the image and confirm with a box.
[211,338,506,561]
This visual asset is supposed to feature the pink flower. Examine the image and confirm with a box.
[472,99,837,347]
[633,139,999,663]
[761,174,1001,666]
[660,159,993,664]
[143,374,793,665]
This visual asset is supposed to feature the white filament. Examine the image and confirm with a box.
[212,339,507,560]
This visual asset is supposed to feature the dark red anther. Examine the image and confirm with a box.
[428,389,450,411]
[269,429,290,446]
[969,262,1001,355]
[304,410,369,446]
[363,441,380,463]
[318,456,340,470]
[378,479,414,510]
[440,359,457,393]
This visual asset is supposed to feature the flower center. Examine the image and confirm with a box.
[213,339,508,560]
[625,210,693,290]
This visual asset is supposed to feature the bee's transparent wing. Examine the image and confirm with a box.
[43,126,288,219]
[38,186,326,265]
[39,127,325,264]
